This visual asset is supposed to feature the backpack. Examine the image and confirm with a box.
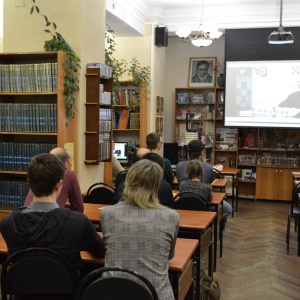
[200,269,221,300]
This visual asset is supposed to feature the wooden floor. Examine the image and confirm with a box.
[205,199,300,300]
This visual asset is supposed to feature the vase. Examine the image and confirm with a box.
[217,74,225,87]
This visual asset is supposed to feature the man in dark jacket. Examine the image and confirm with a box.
[0,153,105,279]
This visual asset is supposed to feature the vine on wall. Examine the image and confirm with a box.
[29,0,80,122]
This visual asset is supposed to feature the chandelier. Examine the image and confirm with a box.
[175,0,222,47]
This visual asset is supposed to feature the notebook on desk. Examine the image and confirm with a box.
[113,142,128,164]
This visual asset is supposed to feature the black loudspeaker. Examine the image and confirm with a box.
[155,27,168,47]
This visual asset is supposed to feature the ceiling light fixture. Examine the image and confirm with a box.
[175,0,222,47]
[268,0,294,44]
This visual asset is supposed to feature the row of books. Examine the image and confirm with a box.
[99,108,112,121]
[0,103,57,133]
[238,154,300,167]
[0,142,56,172]
[177,92,215,105]
[114,87,141,105]
[0,180,29,210]
[99,120,111,132]
[0,63,57,93]
[112,110,140,130]
[86,63,112,78]
[99,134,111,160]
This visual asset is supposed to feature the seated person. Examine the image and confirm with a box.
[101,159,179,300]
[146,132,174,185]
[113,151,174,208]
[24,147,84,213]
[176,139,232,218]
[0,153,105,285]
[179,159,212,203]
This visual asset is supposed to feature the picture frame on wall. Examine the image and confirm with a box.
[188,57,216,88]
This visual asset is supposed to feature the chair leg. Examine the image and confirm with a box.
[219,219,223,258]
[286,215,291,254]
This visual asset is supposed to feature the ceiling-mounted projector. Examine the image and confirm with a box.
[268,26,294,44]
[268,0,294,45]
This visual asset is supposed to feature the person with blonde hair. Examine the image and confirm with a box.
[101,159,179,300]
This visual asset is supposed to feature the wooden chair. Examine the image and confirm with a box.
[76,266,158,300]
[286,182,300,255]
[1,247,76,300]
[85,182,115,205]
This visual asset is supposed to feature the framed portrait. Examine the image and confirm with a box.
[188,57,216,87]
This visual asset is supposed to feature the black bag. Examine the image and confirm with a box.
[200,269,221,300]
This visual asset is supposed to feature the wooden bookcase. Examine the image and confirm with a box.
[104,81,149,184]
[85,64,113,165]
[175,87,226,163]
[112,81,149,148]
[0,51,77,210]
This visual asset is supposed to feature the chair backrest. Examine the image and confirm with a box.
[76,266,158,300]
[85,182,115,204]
[213,167,223,179]
[291,182,300,212]
[173,191,210,211]
[1,247,76,300]
[114,170,127,191]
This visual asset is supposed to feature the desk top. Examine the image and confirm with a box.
[0,233,198,273]
[211,178,228,188]
[176,210,216,231]
[292,172,300,180]
[221,168,240,176]
[84,203,217,230]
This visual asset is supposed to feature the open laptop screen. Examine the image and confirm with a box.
[113,142,128,162]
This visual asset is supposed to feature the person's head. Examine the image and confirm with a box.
[185,160,203,181]
[187,139,205,159]
[27,153,65,198]
[50,147,72,170]
[146,132,163,151]
[196,60,209,79]
[131,147,151,165]
[123,159,163,209]
[142,152,165,169]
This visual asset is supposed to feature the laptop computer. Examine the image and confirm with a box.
[113,142,128,164]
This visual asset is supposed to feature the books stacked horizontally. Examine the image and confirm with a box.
[184,132,199,144]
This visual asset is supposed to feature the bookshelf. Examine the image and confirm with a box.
[112,81,149,148]
[175,87,225,163]
[85,64,113,165]
[103,82,149,184]
[0,51,77,210]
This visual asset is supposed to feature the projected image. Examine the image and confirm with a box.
[225,60,300,128]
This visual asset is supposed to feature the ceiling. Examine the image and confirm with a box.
[106,0,300,37]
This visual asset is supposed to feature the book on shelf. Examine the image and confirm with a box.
[229,157,237,168]
[243,132,256,147]
[118,110,130,129]
[177,93,189,104]
[129,112,140,129]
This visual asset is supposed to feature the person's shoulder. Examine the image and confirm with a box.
[159,206,179,220]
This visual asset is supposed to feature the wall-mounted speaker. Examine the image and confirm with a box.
[155,27,168,47]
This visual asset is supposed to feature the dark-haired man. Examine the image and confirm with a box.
[0,153,105,281]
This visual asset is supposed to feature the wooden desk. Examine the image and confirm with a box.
[221,168,240,217]
[0,233,198,300]
[175,209,216,299]
[292,172,300,180]
[211,178,228,193]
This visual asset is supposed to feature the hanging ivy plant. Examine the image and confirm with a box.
[29,0,80,122]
